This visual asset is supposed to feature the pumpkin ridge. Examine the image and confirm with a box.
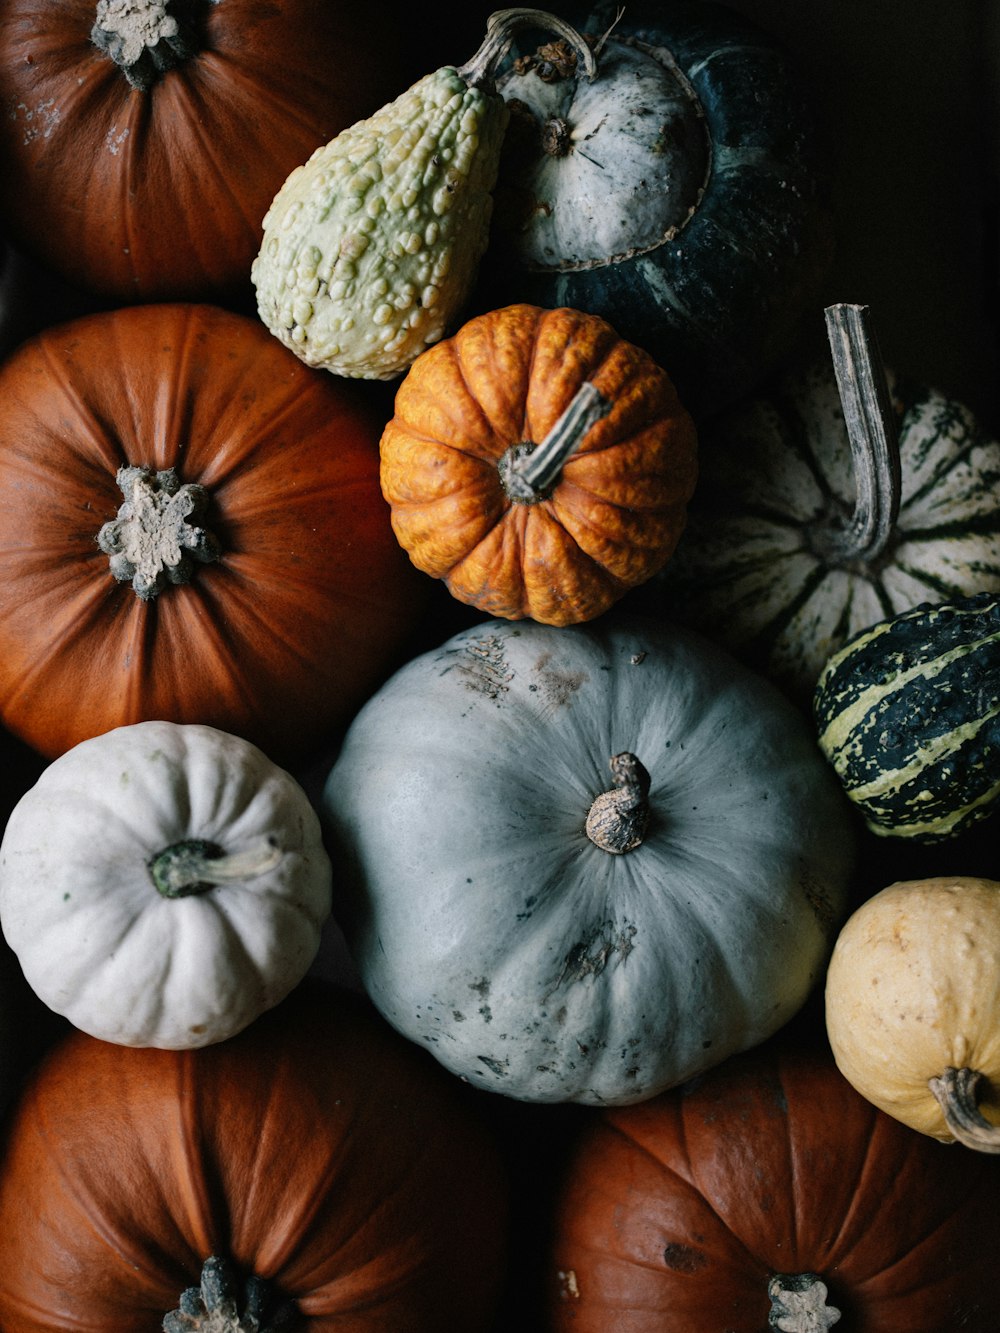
[605,1113,765,1271]
[156,79,265,246]
[23,1064,180,1295]
[448,334,514,458]
[169,1050,228,1258]
[27,336,126,473]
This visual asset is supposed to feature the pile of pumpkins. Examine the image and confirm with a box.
[0,2,999,1329]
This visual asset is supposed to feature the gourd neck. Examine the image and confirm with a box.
[164,1256,301,1332]
[808,303,901,568]
[585,753,650,853]
[92,0,206,92]
[457,7,596,91]
[498,381,612,502]
[148,837,283,899]
[97,465,222,601]
[929,1066,1000,1153]
[767,1273,841,1331]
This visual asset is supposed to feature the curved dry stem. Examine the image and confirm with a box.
[457,7,597,89]
[929,1065,1000,1153]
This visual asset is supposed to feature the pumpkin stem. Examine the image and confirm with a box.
[809,303,900,566]
[929,1065,1000,1153]
[164,1255,301,1332]
[585,753,651,853]
[149,837,283,899]
[767,1273,841,1331]
[92,0,204,92]
[457,7,597,90]
[97,465,222,601]
[498,381,612,502]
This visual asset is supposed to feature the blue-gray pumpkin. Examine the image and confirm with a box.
[475,1,834,413]
[322,615,855,1105]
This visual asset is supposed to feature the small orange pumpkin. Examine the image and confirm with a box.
[379,304,698,626]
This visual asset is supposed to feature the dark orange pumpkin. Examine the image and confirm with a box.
[0,302,425,762]
[0,1,423,302]
[545,1041,1000,1331]
[0,983,508,1329]
[380,304,698,627]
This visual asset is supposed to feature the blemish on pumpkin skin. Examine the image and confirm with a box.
[531,651,588,706]
[663,1243,708,1274]
[455,636,513,700]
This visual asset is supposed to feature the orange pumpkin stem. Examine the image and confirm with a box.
[498,380,611,502]
[92,0,201,91]
[929,1066,1000,1153]
[456,7,596,91]
[585,752,651,854]
[97,465,221,600]
[164,1255,300,1332]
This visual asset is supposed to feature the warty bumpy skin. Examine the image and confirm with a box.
[252,68,508,380]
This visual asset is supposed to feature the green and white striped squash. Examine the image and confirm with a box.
[657,355,1000,704]
[814,593,1000,842]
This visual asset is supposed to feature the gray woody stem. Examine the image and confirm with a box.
[499,382,612,502]
[768,1273,841,1331]
[92,0,202,91]
[457,8,597,89]
[98,465,221,601]
[929,1066,1000,1153]
[585,753,651,853]
[814,302,900,564]
[164,1255,300,1332]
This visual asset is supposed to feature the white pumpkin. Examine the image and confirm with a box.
[322,615,855,1105]
[0,721,332,1049]
[658,316,1000,703]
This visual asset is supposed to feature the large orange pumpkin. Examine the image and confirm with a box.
[0,0,422,302]
[380,304,698,626]
[545,1041,1000,1331]
[0,303,425,762]
[0,983,508,1329]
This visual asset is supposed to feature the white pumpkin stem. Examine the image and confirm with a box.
[92,0,202,91]
[457,8,597,90]
[149,837,283,899]
[928,1066,1000,1153]
[97,465,221,600]
[767,1273,841,1331]
[164,1255,300,1332]
[585,753,651,853]
[813,302,900,565]
[498,381,612,502]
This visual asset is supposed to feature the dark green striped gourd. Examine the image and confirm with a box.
[814,593,1000,841]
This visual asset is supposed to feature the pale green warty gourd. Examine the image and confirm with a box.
[252,9,594,380]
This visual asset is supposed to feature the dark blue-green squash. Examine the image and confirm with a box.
[476,1,834,414]
[815,593,1000,842]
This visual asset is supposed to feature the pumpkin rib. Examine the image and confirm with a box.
[30,1085,182,1302]
[604,1114,765,1274]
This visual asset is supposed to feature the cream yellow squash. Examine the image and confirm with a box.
[825,877,1000,1150]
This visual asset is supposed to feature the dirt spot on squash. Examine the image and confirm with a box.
[531,651,588,707]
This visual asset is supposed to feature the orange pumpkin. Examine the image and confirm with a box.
[0,0,423,302]
[0,983,508,1329]
[379,304,698,626]
[0,303,425,762]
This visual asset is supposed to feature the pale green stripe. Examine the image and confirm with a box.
[817,631,999,759]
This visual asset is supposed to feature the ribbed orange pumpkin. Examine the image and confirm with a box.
[0,303,425,763]
[379,304,698,626]
[0,984,508,1330]
[544,1041,1000,1331]
[0,0,423,302]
